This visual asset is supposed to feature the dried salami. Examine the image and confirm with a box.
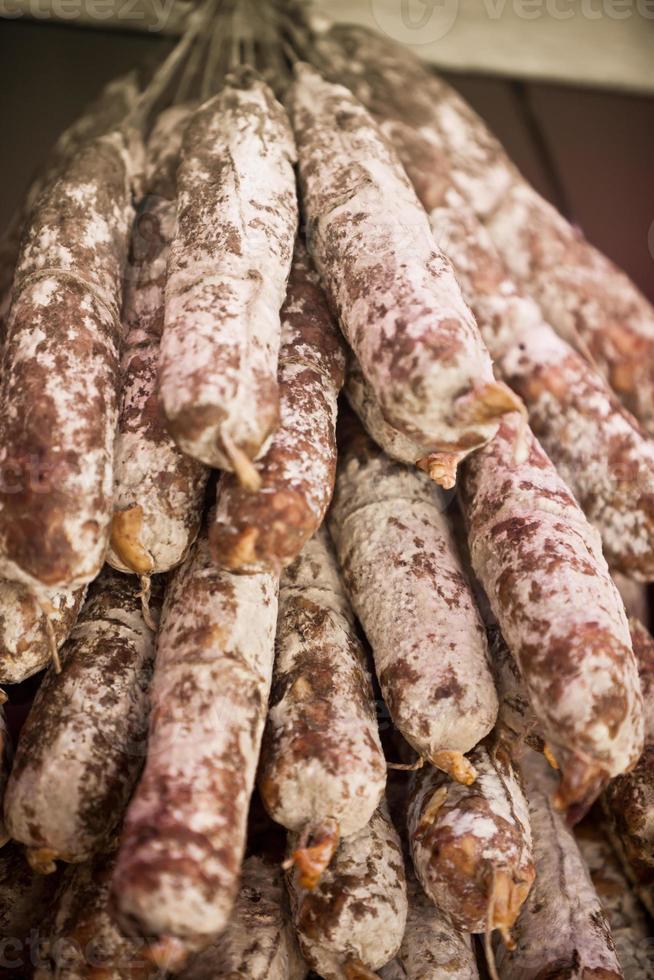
[318,22,654,434]
[379,870,479,980]
[328,412,498,784]
[287,62,520,488]
[407,741,534,941]
[0,123,142,590]
[4,568,159,872]
[345,359,454,485]
[159,68,297,476]
[459,413,644,814]
[496,752,623,980]
[315,23,515,224]
[210,239,345,572]
[108,104,208,578]
[576,819,654,980]
[425,189,654,582]
[35,844,157,980]
[0,70,139,328]
[0,843,62,973]
[487,181,654,435]
[287,803,407,979]
[111,530,278,967]
[177,856,306,980]
[0,580,86,685]
[603,617,654,882]
[258,527,386,879]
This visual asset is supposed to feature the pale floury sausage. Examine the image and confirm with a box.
[258,527,386,883]
[379,870,479,980]
[5,568,160,872]
[177,856,306,980]
[210,239,345,573]
[460,413,644,814]
[34,843,158,980]
[111,530,278,968]
[0,580,85,684]
[0,123,142,590]
[321,23,654,436]
[287,62,520,488]
[108,105,208,578]
[496,752,623,980]
[318,31,654,582]
[159,69,297,478]
[287,803,408,979]
[328,412,498,784]
[407,742,534,942]
[0,70,139,328]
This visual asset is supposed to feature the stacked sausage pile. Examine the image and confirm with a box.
[1,5,654,978]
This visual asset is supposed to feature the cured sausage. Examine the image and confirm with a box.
[379,870,479,980]
[287,61,520,488]
[287,803,408,979]
[108,104,208,579]
[4,568,159,873]
[487,181,654,436]
[314,23,515,224]
[0,23,202,592]
[34,843,157,980]
[177,856,306,980]
[159,68,297,477]
[407,741,534,942]
[459,412,644,814]
[110,530,278,968]
[258,527,386,882]
[0,122,141,591]
[0,70,140,328]
[576,819,654,980]
[344,359,454,484]
[426,191,654,582]
[0,843,62,975]
[0,580,86,685]
[328,411,498,784]
[603,617,654,884]
[496,752,623,980]
[210,239,345,572]
[488,625,543,759]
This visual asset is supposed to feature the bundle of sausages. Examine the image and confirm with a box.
[1,4,654,979]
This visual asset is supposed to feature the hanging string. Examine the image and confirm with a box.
[128,0,215,131]
[201,0,227,100]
